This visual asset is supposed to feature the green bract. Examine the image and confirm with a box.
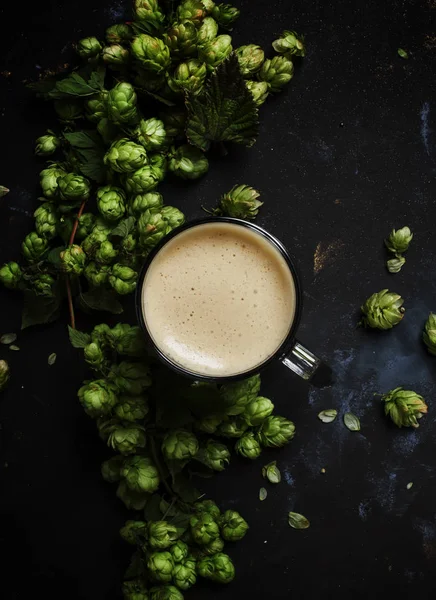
[121,455,160,493]
[0,360,10,392]
[197,552,235,583]
[168,59,207,95]
[272,30,306,57]
[162,429,199,460]
[220,509,248,541]
[147,551,174,583]
[385,226,413,254]
[0,262,22,290]
[60,244,86,275]
[197,17,218,45]
[97,185,126,221]
[245,80,269,106]
[219,184,263,219]
[129,192,163,216]
[164,21,198,58]
[104,138,148,173]
[242,396,274,426]
[382,387,428,428]
[194,499,221,520]
[148,521,180,549]
[115,395,149,421]
[103,44,130,66]
[190,512,220,545]
[85,92,108,123]
[136,118,168,152]
[78,379,118,418]
[76,36,102,59]
[108,82,138,125]
[172,557,196,590]
[34,202,58,240]
[120,520,147,545]
[211,3,240,29]
[84,262,111,286]
[257,415,296,447]
[58,173,91,201]
[32,273,56,297]
[258,56,294,93]
[109,360,152,395]
[423,313,436,355]
[22,232,49,263]
[234,431,262,459]
[360,289,405,330]
[168,145,209,180]
[39,164,67,198]
[109,263,138,295]
[198,35,232,70]
[106,24,133,44]
[35,132,60,156]
[124,165,161,194]
[236,45,265,76]
[131,34,171,73]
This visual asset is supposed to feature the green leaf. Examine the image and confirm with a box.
[78,288,123,315]
[344,412,360,431]
[67,325,91,348]
[48,352,57,366]
[318,409,337,423]
[262,461,281,484]
[21,290,61,329]
[64,131,106,183]
[288,512,310,530]
[398,48,408,59]
[143,493,164,522]
[117,480,149,510]
[183,381,226,418]
[109,217,136,241]
[0,186,9,197]
[54,65,106,98]
[124,551,146,581]
[259,487,267,501]
[0,333,17,345]
[47,246,65,267]
[185,53,259,152]
[171,472,201,504]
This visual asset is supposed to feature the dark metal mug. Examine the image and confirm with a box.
[135,217,325,384]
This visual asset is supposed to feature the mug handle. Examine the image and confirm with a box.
[281,341,332,386]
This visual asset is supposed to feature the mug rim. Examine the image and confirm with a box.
[135,216,303,382]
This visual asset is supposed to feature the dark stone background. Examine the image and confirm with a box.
[1,0,436,598]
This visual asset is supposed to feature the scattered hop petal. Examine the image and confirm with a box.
[259,487,267,501]
[318,409,337,423]
[288,511,310,529]
[343,412,360,431]
[423,312,436,355]
[385,226,413,254]
[262,460,281,483]
[382,387,428,428]
[360,289,405,329]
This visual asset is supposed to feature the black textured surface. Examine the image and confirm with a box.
[1,0,436,598]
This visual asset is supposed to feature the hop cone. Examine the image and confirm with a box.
[385,226,413,255]
[218,184,262,219]
[382,387,428,428]
[423,313,436,355]
[360,289,405,330]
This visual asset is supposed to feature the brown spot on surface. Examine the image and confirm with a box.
[313,240,345,274]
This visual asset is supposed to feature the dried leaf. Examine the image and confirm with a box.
[0,333,17,345]
[288,512,310,530]
[318,409,337,423]
[48,353,57,366]
[259,487,267,501]
[344,412,360,431]
[9,345,20,351]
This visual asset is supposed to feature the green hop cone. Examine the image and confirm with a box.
[122,455,160,493]
[234,431,262,459]
[386,256,406,273]
[106,23,133,44]
[105,422,146,455]
[0,262,22,290]
[221,374,261,415]
[129,192,163,216]
[168,59,207,95]
[194,414,223,434]
[258,56,294,93]
[136,118,168,152]
[160,206,185,229]
[246,80,269,106]
[272,30,306,57]
[220,509,249,541]
[109,264,138,295]
[120,520,147,545]
[257,415,296,448]
[162,429,199,461]
[242,396,274,426]
[133,0,165,33]
[148,521,180,550]
[150,153,167,180]
[78,379,118,418]
[170,541,189,564]
[202,0,216,13]
[423,313,436,355]
[176,0,206,23]
[35,132,60,156]
[122,578,149,600]
[76,36,102,59]
[194,499,221,520]
[32,273,56,297]
[138,211,171,249]
[108,82,138,125]
[195,440,230,471]
[115,395,149,422]
[382,387,428,428]
[211,3,240,29]
[109,361,151,395]
[197,16,218,45]
[164,21,198,58]
[0,360,10,392]
[60,244,86,275]
[39,164,66,198]
[101,454,124,483]
[124,165,160,194]
[103,44,130,66]
[97,185,126,221]
[218,184,262,220]
[121,233,138,254]
[385,226,413,255]
[117,479,149,510]
[85,92,108,122]
[360,289,405,330]
[111,323,146,357]
[172,557,196,591]
[194,537,224,558]
[84,342,107,372]
[159,109,186,140]
[84,262,111,287]
[190,512,220,545]
[95,240,118,264]
[104,138,148,173]
[197,552,235,584]
[149,586,183,600]
[131,34,171,73]
[58,173,91,202]
[168,145,209,180]
[22,232,49,263]
[91,323,113,348]
[54,99,83,122]
[97,117,120,145]
[236,45,265,76]
[198,35,232,71]
[147,551,174,584]
[216,417,248,438]
[75,213,95,241]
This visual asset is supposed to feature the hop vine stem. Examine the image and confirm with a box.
[66,199,87,330]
